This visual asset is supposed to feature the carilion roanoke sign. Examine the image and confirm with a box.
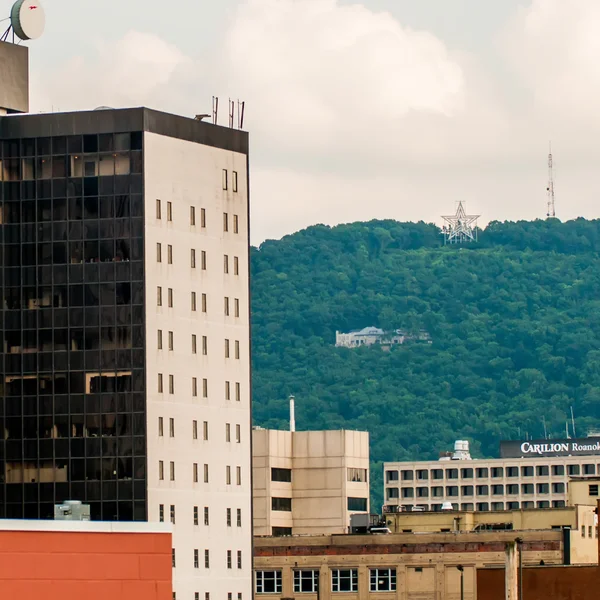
[500,438,600,458]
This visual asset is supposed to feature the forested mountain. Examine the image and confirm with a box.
[250,218,600,508]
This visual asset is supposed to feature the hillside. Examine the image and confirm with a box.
[250,218,600,508]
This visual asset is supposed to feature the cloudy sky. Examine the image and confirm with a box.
[23,0,600,243]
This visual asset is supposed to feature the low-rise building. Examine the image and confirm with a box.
[335,327,430,348]
[252,428,369,536]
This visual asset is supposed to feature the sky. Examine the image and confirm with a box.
[18,0,600,243]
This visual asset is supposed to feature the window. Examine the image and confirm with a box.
[446,486,458,497]
[169,418,174,438]
[225,339,230,358]
[294,570,319,593]
[204,549,210,569]
[492,502,505,510]
[225,297,230,316]
[255,571,282,594]
[204,464,209,483]
[201,208,206,227]
[168,245,173,264]
[157,243,162,262]
[203,378,208,398]
[492,485,504,495]
[202,251,207,270]
[236,466,241,485]
[507,501,519,510]
[226,466,232,485]
[234,256,239,275]
[462,486,474,496]
[202,293,207,313]
[537,483,549,494]
[192,377,198,397]
[192,334,197,354]
[168,331,174,351]
[156,199,162,219]
[491,467,503,478]
[536,465,549,476]
[461,468,474,479]
[158,373,163,393]
[172,549,176,568]
[157,286,162,306]
[205,594,209,600]
[191,291,197,311]
[236,382,241,402]
[476,485,489,496]
[370,568,396,592]
[227,508,232,527]
[537,501,549,508]
[222,169,228,190]
[227,550,232,569]
[552,465,565,476]
[477,503,489,511]
[233,171,238,192]
[582,526,586,538]
[476,468,489,478]
[204,506,209,525]
[590,484,599,497]
[234,214,239,233]
[507,484,519,495]
[387,488,399,499]
[194,463,199,483]
[190,206,196,226]
[431,469,443,480]
[347,497,367,511]
[237,508,241,527]
[568,465,580,476]
[235,341,240,359]
[237,551,242,569]
[170,504,176,524]
[168,288,173,308]
[552,482,565,493]
[272,497,291,511]
[159,461,164,480]
[224,254,230,274]
[170,462,175,481]
[158,417,164,437]
[235,298,240,318]
[194,549,199,569]
[225,381,231,400]
[169,375,174,394]
[223,212,229,232]
[416,487,428,498]
[159,504,164,522]
[522,484,534,494]
[506,467,518,477]
[236,424,241,443]
[348,468,367,482]
[332,569,358,593]
[167,201,172,222]
[226,423,231,442]
[194,506,199,525]
[193,420,198,440]
[203,421,209,441]
[191,249,196,268]
[584,464,596,475]
[522,466,534,477]
[157,330,163,350]
[402,488,414,498]
[432,486,444,497]
[446,469,458,479]
[202,336,208,355]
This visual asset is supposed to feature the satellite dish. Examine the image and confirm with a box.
[10,0,45,41]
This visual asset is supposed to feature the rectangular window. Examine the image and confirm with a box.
[237,551,242,569]
[170,461,175,481]
[234,256,239,275]
[235,298,240,318]
[158,373,163,393]
[159,504,164,522]
[194,506,199,525]
[569,465,581,476]
[590,484,599,496]
[203,421,209,440]
[235,340,240,359]
[203,378,208,398]
[191,249,196,268]
[202,336,207,355]
[192,377,198,397]
[237,509,241,527]
[226,423,231,442]
[170,504,175,524]
[348,468,368,482]
[537,483,550,494]
[201,208,206,228]
[271,468,292,483]
[236,424,241,443]
[225,381,231,400]
[225,339,230,358]
[233,171,238,192]
[201,251,207,270]
[168,244,173,264]
[190,206,196,226]
[223,212,229,232]
[347,497,368,511]
[168,288,173,308]
[157,243,162,263]
[167,201,172,222]
[227,508,232,527]
[227,550,232,569]
[193,420,198,439]
[204,506,209,525]
[159,461,164,480]
[168,331,174,351]
[194,463,199,483]
[156,199,162,219]
[157,286,162,306]
[476,468,489,478]
[169,417,174,438]
[552,465,565,476]
[191,292,197,311]
[172,549,176,568]
[169,375,174,394]
[236,466,241,485]
[226,466,232,485]
[234,214,239,234]
[204,549,210,569]
[294,570,319,594]
[194,549,199,569]
[192,334,197,354]
[332,569,358,593]
[204,464,209,483]
[552,482,565,493]
[158,417,164,437]
[157,330,163,350]
[225,297,230,316]
[224,254,229,274]
[370,569,396,592]
[272,497,291,512]
[236,382,241,402]
[255,571,282,594]
[223,169,228,190]
[202,294,207,313]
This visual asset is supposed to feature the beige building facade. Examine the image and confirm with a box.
[252,429,369,535]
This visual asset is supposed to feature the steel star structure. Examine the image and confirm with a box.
[441,202,480,245]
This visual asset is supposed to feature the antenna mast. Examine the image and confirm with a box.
[546,142,556,218]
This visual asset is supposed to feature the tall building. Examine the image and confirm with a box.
[0,39,251,600]
[252,428,370,535]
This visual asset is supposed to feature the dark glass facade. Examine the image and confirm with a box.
[0,131,147,521]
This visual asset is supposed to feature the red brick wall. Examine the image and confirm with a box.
[478,565,600,600]
[0,530,172,600]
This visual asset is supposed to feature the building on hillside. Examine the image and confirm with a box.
[384,438,600,513]
[0,39,251,600]
[253,528,574,600]
[0,519,172,599]
[335,327,430,348]
[252,428,369,536]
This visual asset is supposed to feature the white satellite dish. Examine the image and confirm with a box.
[10,0,45,41]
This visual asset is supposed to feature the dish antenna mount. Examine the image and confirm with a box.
[2,0,46,43]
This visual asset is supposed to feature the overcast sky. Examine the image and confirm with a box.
[22,0,600,243]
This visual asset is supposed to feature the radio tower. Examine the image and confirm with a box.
[546,142,556,218]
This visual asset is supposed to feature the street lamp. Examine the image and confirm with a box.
[456,565,464,600]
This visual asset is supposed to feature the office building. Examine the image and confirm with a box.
[384,438,600,513]
[0,38,251,599]
[252,428,369,535]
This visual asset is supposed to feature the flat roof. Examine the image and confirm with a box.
[0,519,171,534]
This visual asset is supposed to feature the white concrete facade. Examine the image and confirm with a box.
[144,132,252,599]
[253,429,370,536]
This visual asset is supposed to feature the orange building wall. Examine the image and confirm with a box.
[0,529,172,600]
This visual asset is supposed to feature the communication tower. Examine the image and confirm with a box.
[546,142,556,218]
[441,202,480,245]
[1,0,45,42]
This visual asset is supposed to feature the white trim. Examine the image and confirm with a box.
[0,519,172,534]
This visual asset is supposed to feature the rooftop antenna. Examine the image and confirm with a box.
[212,96,219,126]
[546,142,556,218]
[441,201,480,245]
[289,395,296,432]
[2,0,45,43]
[570,406,577,438]
[238,100,246,130]
[565,421,570,439]
[228,98,234,128]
